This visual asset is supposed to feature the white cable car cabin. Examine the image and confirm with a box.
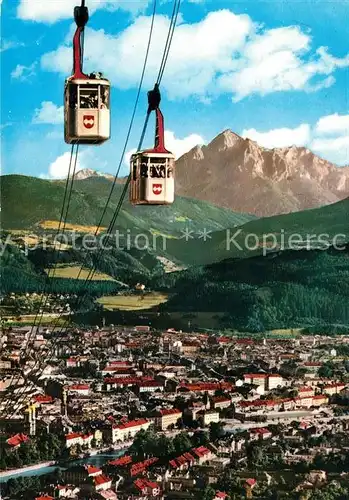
[130,108,175,205]
[64,25,110,145]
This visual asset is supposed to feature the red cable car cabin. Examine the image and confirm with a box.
[64,6,110,145]
[130,108,175,205]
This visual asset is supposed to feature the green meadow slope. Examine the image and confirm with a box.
[1,174,254,234]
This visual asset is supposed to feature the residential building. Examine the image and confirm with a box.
[156,408,182,430]
[112,419,151,443]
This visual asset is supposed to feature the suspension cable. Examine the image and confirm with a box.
[157,0,181,85]
[3,0,89,405]
[63,0,181,299]
[2,11,84,413]
[1,144,78,413]
[4,0,181,417]
[60,0,181,293]
[41,0,178,337]
[2,0,158,417]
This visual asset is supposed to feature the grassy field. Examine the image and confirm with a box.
[45,265,115,281]
[267,328,302,337]
[2,314,70,326]
[9,232,71,250]
[97,292,168,311]
[150,228,178,240]
[39,220,107,233]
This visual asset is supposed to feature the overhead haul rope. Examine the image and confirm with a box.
[1,1,88,416]
[11,0,88,365]
[4,0,180,417]
[156,0,180,85]
[5,0,181,418]
[20,0,88,346]
[37,0,180,350]
[104,0,181,235]
[63,0,181,288]
[0,144,80,413]
[2,0,160,417]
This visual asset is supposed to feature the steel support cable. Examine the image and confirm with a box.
[0,144,77,413]
[55,0,179,297]
[3,10,86,396]
[31,108,151,379]
[66,0,181,297]
[26,145,77,343]
[2,4,88,415]
[3,0,158,417]
[156,0,181,85]
[81,0,157,245]
[29,0,178,345]
[155,0,177,83]
[35,0,157,320]
[35,143,80,321]
[5,0,181,418]
[80,0,181,283]
[1,147,80,417]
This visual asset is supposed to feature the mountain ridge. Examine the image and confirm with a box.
[73,168,115,181]
[4,128,348,218]
[175,129,349,217]
[68,129,348,218]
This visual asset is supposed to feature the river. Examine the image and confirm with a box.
[0,450,124,483]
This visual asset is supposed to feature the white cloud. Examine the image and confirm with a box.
[241,112,349,165]
[242,124,311,149]
[41,10,254,99]
[311,136,349,166]
[311,113,349,165]
[124,148,137,166]
[315,113,349,135]
[45,149,106,179]
[125,130,205,165]
[40,10,348,101]
[47,151,82,179]
[32,101,64,125]
[47,151,89,179]
[164,130,205,158]
[11,62,36,80]
[17,0,151,23]
[218,28,349,101]
[1,39,25,52]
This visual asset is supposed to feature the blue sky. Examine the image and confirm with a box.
[1,0,349,179]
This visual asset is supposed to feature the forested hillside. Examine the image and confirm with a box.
[155,245,349,331]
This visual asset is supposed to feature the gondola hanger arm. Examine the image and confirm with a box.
[146,83,168,153]
[72,0,89,79]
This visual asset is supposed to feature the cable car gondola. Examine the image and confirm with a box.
[64,1,111,145]
[130,85,175,205]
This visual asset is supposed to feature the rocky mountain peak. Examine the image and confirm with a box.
[175,129,349,217]
[208,129,244,152]
[73,168,114,181]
